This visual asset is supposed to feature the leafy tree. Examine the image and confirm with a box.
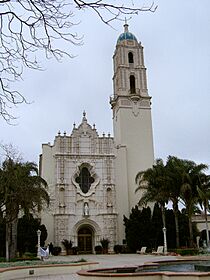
[178,209,191,247]
[196,174,210,246]
[165,156,182,248]
[150,203,163,249]
[136,159,169,252]
[140,207,153,247]
[0,215,47,257]
[17,215,47,255]
[136,156,209,249]
[123,206,141,252]
[178,159,208,247]
[165,209,176,249]
[39,224,48,247]
[0,158,49,260]
[150,205,190,249]
[0,218,6,257]
[124,206,152,252]
[166,157,208,248]
[124,204,197,252]
[200,229,210,247]
[0,0,157,122]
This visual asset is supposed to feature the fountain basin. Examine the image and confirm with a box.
[195,264,210,272]
[77,260,210,280]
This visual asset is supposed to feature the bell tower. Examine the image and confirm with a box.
[110,24,154,243]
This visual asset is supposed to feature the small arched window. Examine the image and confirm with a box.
[128,52,134,63]
[75,167,94,194]
[130,75,136,94]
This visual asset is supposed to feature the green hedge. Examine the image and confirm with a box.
[174,248,199,256]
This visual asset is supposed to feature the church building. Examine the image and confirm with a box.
[39,24,154,253]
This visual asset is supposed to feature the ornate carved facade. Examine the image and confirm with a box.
[40,24,154,252]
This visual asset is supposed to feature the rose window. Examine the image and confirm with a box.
[75,167,95,194]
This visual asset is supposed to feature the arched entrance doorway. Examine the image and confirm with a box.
[78,226,93,254]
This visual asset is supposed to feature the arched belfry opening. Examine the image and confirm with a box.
[128,52,134,63]
[130,75,136,94]
[78,226,93,254]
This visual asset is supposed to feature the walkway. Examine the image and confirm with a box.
[46,253,178,267]
[23,254,179,280]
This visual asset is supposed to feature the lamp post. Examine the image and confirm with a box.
[162,227,167,255]
[37,229,41,259]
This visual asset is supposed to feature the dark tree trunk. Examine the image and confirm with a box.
[161,205,166,228]
[204,206,210,246]
[10,219,18,259]
[173,200,180,248]
[5,218,18,261]
[160,204,167,254]
[188,215,194,248]
[5,223,10,261]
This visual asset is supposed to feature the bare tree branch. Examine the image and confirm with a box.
[0,0,157,123]
[73,1,157,24]
[0,142,23,162]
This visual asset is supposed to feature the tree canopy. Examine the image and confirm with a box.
[0,157,49,260]
[124,203,192,252]
[136,159,169,252]
[0,158,49,222]
[136,156,209,248]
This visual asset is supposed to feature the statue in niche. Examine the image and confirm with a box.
[84,202,89,216]
[107,188,112,207]
[59,188,65,207]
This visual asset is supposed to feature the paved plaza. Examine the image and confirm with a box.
[23,254,179,280]
[46,253,178,267]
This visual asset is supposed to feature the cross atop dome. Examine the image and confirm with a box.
[124,17,129,32]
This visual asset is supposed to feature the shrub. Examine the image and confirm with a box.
[114,245,122,254]
[175,248,199,256]
[62,239,72,249]
[62,239,73,255]
[121,245,131,254]
[95,245,103,254]
[100,238,110,254]
[72,246,79,255]
[77,258,86,262]
[23,252,36,257]
[100,238,110,249]
[10,256,40,262]
[17,215,48,255]
[52,246,61,256]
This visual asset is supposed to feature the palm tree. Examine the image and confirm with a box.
[197,174,210,246]
[0,158,49,260]
[165,156,183,248]
[135,156,209,249]
[178,159,208,247]
[135,159,169,253]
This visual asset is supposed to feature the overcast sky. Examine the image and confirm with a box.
[0,0,209,171]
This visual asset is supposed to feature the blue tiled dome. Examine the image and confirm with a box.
[117,24,137,44]
[117,32,137,43]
